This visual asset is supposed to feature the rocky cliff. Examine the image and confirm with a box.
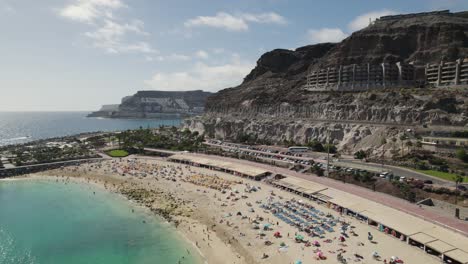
[89,90,212,118]
[186,10,468,153]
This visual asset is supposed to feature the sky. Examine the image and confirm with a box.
[1,0,468,111]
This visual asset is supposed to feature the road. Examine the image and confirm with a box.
[204,142,313,162]
[335,159,452,186]
[205,141,453,186]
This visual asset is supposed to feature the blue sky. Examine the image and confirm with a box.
[1,0,467,111]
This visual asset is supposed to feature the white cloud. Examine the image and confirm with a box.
[59,0,125,23]
[241,12,287,25]
[305,9,398,44]
[348,9,397,31]
[58,0,157,56]
[184,11,287,32]
[195,50,209,59]
[212,48,225,54]
[2,3,15,14]
[84,19,155,54]
[144,58,254,92]
[120,42,156,53]
[167,53,191,61]
[153,53,191,62]
[307,28,348,44]
[185,12,248,31]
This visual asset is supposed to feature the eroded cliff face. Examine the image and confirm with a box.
[320,13,468,66]
[187,90,468,153]
[187,12,468,151]
[89,90,212,118]
[186,115,399,153]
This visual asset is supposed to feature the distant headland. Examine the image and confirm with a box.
[88,90,212,119]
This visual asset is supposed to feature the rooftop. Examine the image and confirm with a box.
[169,153,270,177]
[272,176,468,262]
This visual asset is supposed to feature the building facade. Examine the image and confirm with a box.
[305,62,415,91]
[305,58,468,91]
[426,59,468,87]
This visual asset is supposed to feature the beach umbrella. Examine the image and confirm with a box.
[295,234,304,240]
[263,223,271,228]
[280,242,286,247]
[295,260,303,264]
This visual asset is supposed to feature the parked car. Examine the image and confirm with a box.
[379,172,389,178]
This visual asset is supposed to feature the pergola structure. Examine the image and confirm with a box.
[168,154,270,180]
[271,176,468,263]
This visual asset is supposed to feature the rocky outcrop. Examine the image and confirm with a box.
[89,90,212,118]
[319,12,468,66]
[186,115,402,153]
[243,43,336,82]
[187,10,468,152]
[187,89,468,153]
[207,89,468,125]
[206,11,468,111]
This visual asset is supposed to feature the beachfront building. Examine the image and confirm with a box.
[426,58,468,88]
[305,62,415,91]
[168,154,270,180]
[270,176,468,264]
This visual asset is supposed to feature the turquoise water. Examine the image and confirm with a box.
[0,180,201,264]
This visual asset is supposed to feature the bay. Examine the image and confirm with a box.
[0,179,201,264]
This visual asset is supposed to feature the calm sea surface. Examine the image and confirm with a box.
[0,180,201,264]
[0,112,181,146]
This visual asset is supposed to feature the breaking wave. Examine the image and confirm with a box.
[0,136,30,142]
[0,228,37,264]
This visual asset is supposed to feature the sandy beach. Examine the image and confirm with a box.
[15,157,445,264]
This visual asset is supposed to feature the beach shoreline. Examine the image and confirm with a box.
[2,175,213,264]
[4,166,244,264]
[1,157,447,264]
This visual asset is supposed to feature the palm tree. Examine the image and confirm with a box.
[453,174,464,204]
[391,137,397,156]
[405,141,413,154]
[416,140,422,150]
[381,137,387,170]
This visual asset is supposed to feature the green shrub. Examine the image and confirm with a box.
[106,149,129,157]
[456,149,468,163]
[307,140,324,152]
[354,150,368,160]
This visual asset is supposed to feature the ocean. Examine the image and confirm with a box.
[0,180,201,264]
[0,112,182,146]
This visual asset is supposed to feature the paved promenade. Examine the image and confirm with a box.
[189,152,468,236]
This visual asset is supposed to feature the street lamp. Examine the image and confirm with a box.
[327,127,331,177]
